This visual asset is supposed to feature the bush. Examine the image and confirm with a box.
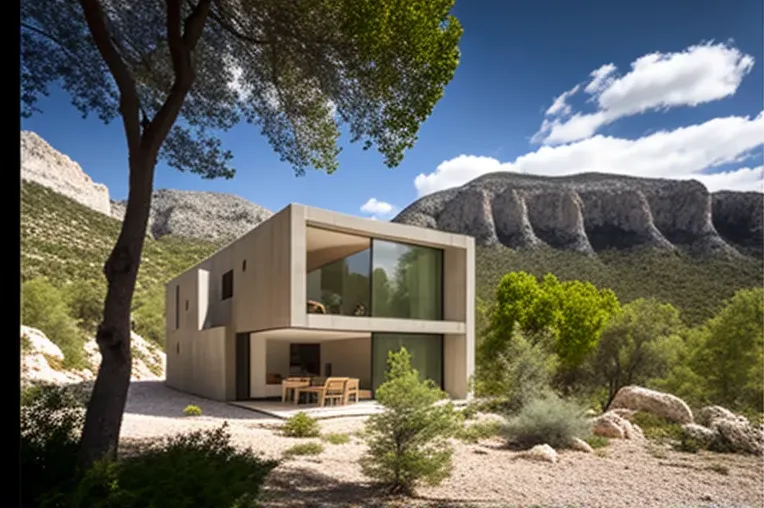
[321,432,350,445]
[281,412,320,438]
[584,435,610,449]
[20,383,86,508]
[630,411,683,443]
[183,404,202,417]
[500,393,591,450]
[22,278,87,369]
[456,420,502,443]
[283,442,324,457]
[64,279,106,334]
[131,285,166,347]
[73,424,278,508]
[360,348,459,495]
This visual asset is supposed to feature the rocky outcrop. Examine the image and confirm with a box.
[610,385,693,424]
[21,131,112,216]
[393,172,761,257]
[112,189,273,243]
[591,411,643,440]
[694,405,764,456]
[21,325,165,384]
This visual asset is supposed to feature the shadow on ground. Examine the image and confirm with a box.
[261,465,497,507]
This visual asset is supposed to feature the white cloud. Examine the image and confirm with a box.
[360,198,397,220]
[686,165,763,192]
[534,42,755,144]
[414,112,764,197]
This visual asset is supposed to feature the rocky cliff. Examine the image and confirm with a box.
[22,130,272,243]
[393,172,763,257]
[21,131,112,216]
[111,189,273,243]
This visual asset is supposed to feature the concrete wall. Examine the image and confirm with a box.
[165,326,227,401]
[266,340,291,380]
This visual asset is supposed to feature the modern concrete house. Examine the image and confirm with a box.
[164,204,475,402]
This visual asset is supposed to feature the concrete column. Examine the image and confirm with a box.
[250,333,267,398]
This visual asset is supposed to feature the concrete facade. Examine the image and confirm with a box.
[165,204,475,402]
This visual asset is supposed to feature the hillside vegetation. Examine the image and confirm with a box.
[477,245,763,325]
[21,181,220,294]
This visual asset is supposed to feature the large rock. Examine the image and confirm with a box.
[696,406,737,427]
[591,411,642,440]
[610,386,693,424]
[681,423,716,448]
[570,437,594,453]
[21,131,112,216]
[392,172,753,257]
[696,406,764,456]
[521,444,558,463]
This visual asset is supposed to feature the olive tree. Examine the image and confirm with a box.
[22,0,462,464]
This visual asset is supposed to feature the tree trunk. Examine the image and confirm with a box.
[78,150,156,466]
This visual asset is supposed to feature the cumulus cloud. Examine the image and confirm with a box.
[414,112,764,197]
[360,198,397,220]
[414,41,762,197]
[533,42,755,144]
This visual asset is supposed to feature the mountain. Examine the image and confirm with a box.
[21,130,273,244]
[392,172,763,258]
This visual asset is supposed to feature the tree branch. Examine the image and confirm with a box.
[207,8,268,45]
[79,0,141,155]
[142,0,211,156]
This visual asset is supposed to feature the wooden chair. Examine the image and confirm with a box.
[343,378,360,405]
[281,377,310,403]
[296,377,348,406]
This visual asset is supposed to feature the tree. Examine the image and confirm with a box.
[695,287,763,413]
[360,347,459,494]
[22,0,462,464]
[591,298,685,409]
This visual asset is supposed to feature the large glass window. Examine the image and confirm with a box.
[371,240,443,320]
[371,333,443,393]
[307,249,370,316]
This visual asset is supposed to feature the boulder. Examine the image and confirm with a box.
[571,437,594,453]
[610,385,693,424]
[521,444,558,463]
[610,408,637,421]
[710,417,764,456]
[592,411,643,440]
[697,406,737,427]
[681,423,716,448]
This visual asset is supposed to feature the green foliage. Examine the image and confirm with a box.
[456,420,502,443]
[476,245,763,327]
[321,432,350,445]
[131,285,166,347]
[695,287,764,413]
[500,393,591,450]
[72,424,278,508]
[475,328,557,410]
[183,405,202,417]
[589,298,686,408]
[281,412,321,438]
[64,279,106,334]
[22,277,87,369]
[630,411,683,443]
[20,383,86,508]
[22,0,462,177]
[360,348,459,494]
[584,435,610,449]
[283,442,324,457]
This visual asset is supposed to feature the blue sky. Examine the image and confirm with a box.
[21,0,764,220]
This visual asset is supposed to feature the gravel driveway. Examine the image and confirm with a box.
[119,381,764,508]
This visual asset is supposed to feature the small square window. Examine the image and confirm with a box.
[222,270,234,300]
[242,259,247,272]
[185,300,189,311]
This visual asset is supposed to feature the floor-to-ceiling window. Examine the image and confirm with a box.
[371,240,443,320]
[307,248,371,316]
[371,333,443,393]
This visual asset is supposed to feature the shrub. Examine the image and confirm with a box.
[584,435,610,449]
[500,393,591,450]
[283,442,324,457]
[64,279,106,334]
[183,404,202,417]
[321,432,350,445]
[20,383,86,508]
[131,285,166,347]
[360,348,459,494]
[22,278,87,368]
[457,420,502,443]
[630,411,683,443]
[73,424,277,508]
[281,412,321,438]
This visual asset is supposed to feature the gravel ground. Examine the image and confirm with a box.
[120,381,764,508]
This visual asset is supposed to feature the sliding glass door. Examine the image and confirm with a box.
[371,333,443,394]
